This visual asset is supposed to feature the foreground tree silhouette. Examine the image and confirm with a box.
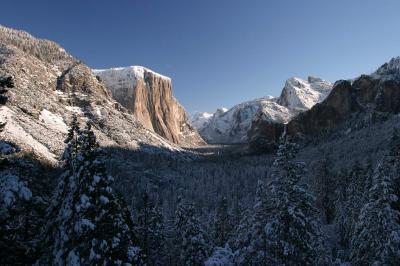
[42,119,142,265]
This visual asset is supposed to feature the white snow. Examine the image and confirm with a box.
[100,195,109,205]
[65,106,84,115]
[373,56,400,78]
[205,246,234,266]
[192,76,332,143]
[278,76,332,110]
[0,172,32,207]
[74,218,95,233]
[0,106,58,163]
[39,109,68,134]
[93,66,170,90]
[189,112,213,129]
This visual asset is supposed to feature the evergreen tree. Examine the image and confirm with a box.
[231,204,252,265]
[172,195,209,265]
[42,120,142,265]
[180,203,209,266]
[237,180,271,264]
[265,136,327,265]
[350,162,400,265]
[136,192,166,265]
[212,197,233,247]
[333,169,353,249]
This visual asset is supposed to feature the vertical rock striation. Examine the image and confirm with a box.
[94,67,205,146]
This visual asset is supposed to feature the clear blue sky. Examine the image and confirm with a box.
[2,0,400,113]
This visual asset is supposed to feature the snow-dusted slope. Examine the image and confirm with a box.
[189,112,213,129]
[373,56,400,78]
[191,77,332,144]
[278,76,332,110]
[0,25,193,164]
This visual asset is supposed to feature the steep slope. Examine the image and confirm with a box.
[190,111,213,129]
[193,77,332,144]
[0,25,189,164]
[94,67,205,147]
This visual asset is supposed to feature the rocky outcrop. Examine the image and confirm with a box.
[287,72,400,138]
[0,25,195,163]
[94,67,205,147]
[247,57,400,150]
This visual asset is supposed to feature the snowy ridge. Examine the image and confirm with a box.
[191,77,332,144]
[278,76,332,110]
[373,56,400,78]
[93,66,171,89]
[190,112,213,129]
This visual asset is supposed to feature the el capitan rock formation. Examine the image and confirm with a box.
[94,67,205,146]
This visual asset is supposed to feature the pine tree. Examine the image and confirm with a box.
[265,136,327,265]
[136,192,166,265]
[231,204,252,265]
[180,203,209,266]
[237,180,271,264]
[333,169,353,249]
[212,197,233,247]
[172,195,209,265]
[42,120,142,265]
[350,162,400,265]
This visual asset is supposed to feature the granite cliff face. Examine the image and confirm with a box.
[0,25,199,164]
[94,67,205,146]
[249,57,400,152]
[287,64,400,137]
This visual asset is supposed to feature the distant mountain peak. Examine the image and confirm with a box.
[374,56,400,78]
[191,76,332,144]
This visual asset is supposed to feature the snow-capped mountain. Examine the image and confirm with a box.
[94,66,204,146]
[192,77,332,144]
[190,111,214,129]
[372,56,400,78]
[278,76,333,110]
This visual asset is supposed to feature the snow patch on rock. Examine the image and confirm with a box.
[0,106,58,163]
[39,109,68,134]
[189,112,213,129]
